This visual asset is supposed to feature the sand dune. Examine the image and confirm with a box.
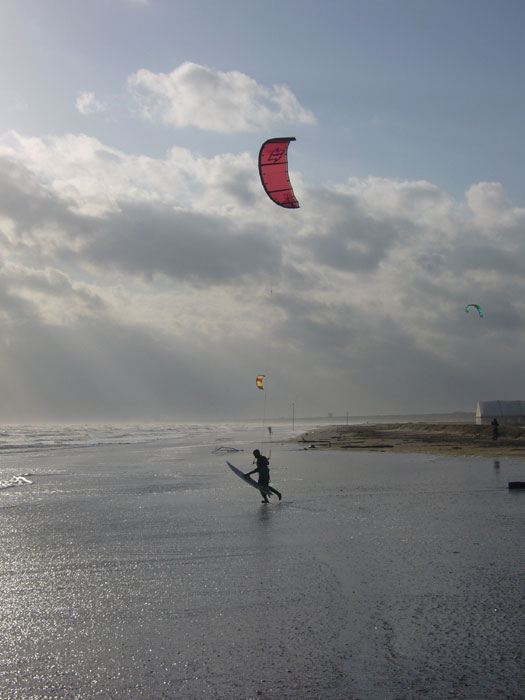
[296,422,525,458]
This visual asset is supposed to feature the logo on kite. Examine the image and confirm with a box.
[465,304,483,318]
[258,137,299,209]
[256,375,265,390]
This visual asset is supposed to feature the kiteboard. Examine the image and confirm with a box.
[227,461,273,497]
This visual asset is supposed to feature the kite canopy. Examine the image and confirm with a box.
[465,304,483,317]
[256,375,265,390]
[258,137,299,209]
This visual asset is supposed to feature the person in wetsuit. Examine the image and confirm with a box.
[245,449,282,503]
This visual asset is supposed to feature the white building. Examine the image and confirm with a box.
[476,400,525,425]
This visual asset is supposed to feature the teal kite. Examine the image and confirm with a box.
[465,304,483,318]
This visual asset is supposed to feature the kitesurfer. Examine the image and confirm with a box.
[245,449,282,503]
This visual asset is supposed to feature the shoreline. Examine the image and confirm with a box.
[294,422,525,459]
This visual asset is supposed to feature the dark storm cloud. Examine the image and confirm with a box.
[0,156,280,285]
[84,201,281,283]
[267,291,357,356]
[0,156,90,239]
[413,251,447,274]
[453,244,525,276]
[216,169,258,207]
[278,315,354,352]
[299,187,403,273]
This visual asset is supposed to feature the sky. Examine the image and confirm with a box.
[1,0,525,422]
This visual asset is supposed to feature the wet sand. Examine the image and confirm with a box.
[296,422,525,459]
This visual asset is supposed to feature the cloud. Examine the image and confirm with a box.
[75,91,107,116]
[127,62,317,132]
[83,202,282,284]
[0,131,262,217]
[298,187,402,273]
[0,132,282,282]
[0,262,106,326]
[1,129,525,419]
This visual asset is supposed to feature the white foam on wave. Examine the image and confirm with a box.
[0,475,33,490]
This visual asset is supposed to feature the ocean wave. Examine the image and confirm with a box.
[0,421,261,454]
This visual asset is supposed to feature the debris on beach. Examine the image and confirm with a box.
[212,446,244,454]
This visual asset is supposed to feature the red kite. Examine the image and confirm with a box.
[258,137,299,209]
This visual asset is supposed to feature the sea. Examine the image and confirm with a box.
[0,420,523,700]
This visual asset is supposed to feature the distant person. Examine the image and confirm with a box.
[491,418,499,441]
[245,449,282,503]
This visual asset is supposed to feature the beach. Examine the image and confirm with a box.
[295,421,525,459]
[1,422,524,699]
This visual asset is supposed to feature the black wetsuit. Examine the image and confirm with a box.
[254,454,270,487]
[250,454,281,501]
